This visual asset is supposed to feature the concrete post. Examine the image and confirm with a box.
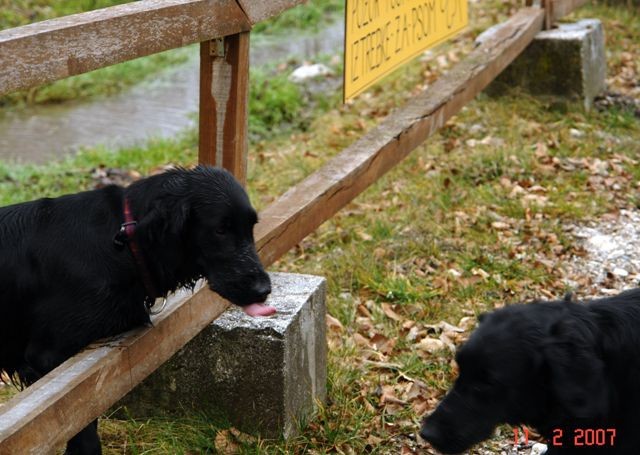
[485,19,606,110]
[117,272,327,438]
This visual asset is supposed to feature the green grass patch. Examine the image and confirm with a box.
[249,68,305,139]
[0,0,130,30]
[252,0,344,35]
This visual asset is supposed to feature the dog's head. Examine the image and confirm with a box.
[420,301,608,454]
[133,166,271,307]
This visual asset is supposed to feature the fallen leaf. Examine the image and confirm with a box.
[382,303,404,322]
[371,333,396,355]
[458,316,476,331]
[215,430,240,455]
[412,398,430,415]
[491,221,510,230]
[326,314,344,333]
[367,434,383,446]
[417,337,446,353]
[353,333,370,347]
[357,304,372,318]
[228,427,255,445]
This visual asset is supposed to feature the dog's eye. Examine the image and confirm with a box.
[215,220,231,236]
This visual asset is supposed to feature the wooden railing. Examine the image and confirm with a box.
[0,0,587,451]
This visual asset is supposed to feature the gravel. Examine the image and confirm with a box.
[565,209,640,296]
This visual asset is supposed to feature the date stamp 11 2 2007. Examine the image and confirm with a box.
[513,427,617,448]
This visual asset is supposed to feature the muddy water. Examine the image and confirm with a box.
[0,20,344,164]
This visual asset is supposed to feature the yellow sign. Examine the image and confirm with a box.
[344,0,468,101]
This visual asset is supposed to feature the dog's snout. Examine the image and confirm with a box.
[419,422,437,444]
[252,280,271,303]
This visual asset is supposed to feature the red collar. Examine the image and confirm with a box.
[114,198,159,303]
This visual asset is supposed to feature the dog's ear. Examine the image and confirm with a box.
[138,197,189,245]
[544,315,608,418]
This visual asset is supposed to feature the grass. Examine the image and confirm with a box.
[0,0,345,108]
[0,0,130,29]
[0,1,639,453]
[252,0,344,35]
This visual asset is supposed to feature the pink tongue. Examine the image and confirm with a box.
[243,303,277,317]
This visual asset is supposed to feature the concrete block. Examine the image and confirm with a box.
[117,272,327,438]
[486,19,606,110]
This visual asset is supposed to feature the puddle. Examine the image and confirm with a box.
[0,20,344,164]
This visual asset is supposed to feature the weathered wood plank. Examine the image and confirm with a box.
[551,0,590,22]
[0,0,251,96]
[236,0,306,25]
[255,8,546,265]
[199,32,251,185]
[0,284,229,454]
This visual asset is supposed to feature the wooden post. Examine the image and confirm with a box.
[199,32,250,185]
[541,0,554,29]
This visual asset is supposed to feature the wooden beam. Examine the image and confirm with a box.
[0,0,251,96]
[256,7,545,265]
[236,0,306,26]
[199,32,251,185]
[0,284,229,453]
[551,0,589,22]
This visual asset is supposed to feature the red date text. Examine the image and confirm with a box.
[552,428,616,447]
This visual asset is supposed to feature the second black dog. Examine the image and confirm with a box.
[421,288,640,454]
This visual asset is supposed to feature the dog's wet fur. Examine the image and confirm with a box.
[0,166,270,454]
[421,289,640,454]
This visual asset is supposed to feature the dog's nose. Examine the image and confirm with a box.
[419,423,437,443]
[252,281,271,302]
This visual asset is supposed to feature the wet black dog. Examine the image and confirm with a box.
[0,166,271,454]
[421,289,640,454]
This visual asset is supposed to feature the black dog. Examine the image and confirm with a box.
[0,166,271,454]
[421,289,640,454]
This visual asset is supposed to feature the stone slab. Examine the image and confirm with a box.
[117,272,327,438]
[485,19,606,110]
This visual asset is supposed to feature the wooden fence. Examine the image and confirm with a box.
[0,0,587,451]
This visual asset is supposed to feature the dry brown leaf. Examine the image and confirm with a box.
[382,303,404,322]
[406,325,423,342]
[371,333,396,355]
[366,434,383,446]
[471,267,490,280]
[402,320,416,330]
[458,316,476,331]
[438,333,457,352]
[228,427,255,445]
[353,333,370,347]
[326,314,344,333]
[412,398,430,415]
[417,337,446,353]
[373,247,387,258]
[491,221,510,230]
[405,382,425,402]
[214,430,240,455]
[380,385,408,411]
[522,194,548,207]
[356,316,373,332]
[357,304,372,318]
